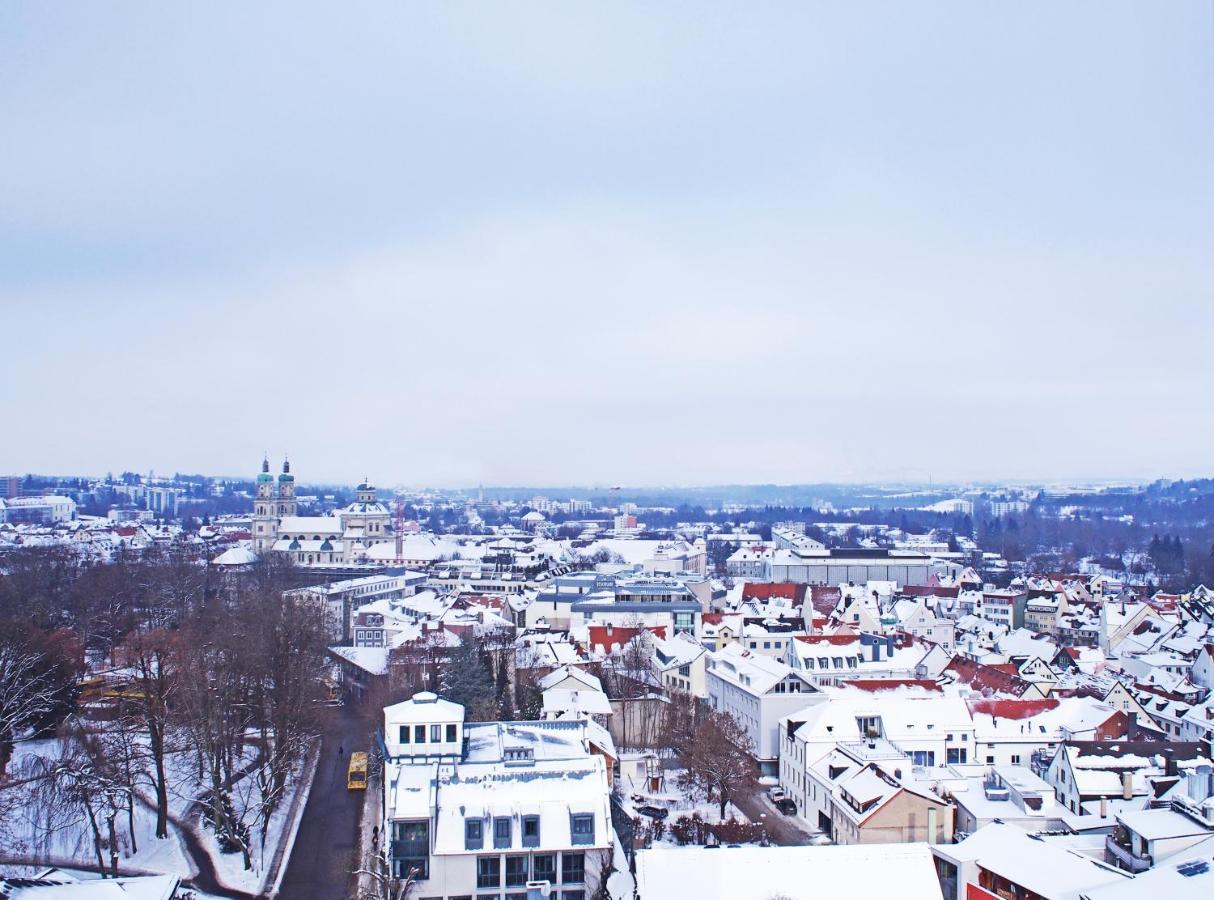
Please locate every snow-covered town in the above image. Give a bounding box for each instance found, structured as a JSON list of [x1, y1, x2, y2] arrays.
[[5, 4, 1211, 898], [3, 464, 1214, 899]]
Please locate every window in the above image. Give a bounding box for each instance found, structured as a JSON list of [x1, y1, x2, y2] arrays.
[[465, 819, 483, 850], [430, 724, 441, 743], [414, 724, 425, 743], [533, 854, 556, 882], [947, 748, 967, 765], [476, 856, 501, 889], [494, 816, 512, 848], [522, 815, 540, 847], [399, 725, 410, 744], [505, 855, 529, 887], [570, 814, 594, 845], [447, 723, 457, 742], [1011, 755, 1021, 766], [391, 820, 429, 880], [562, 851, 585, 884], [563, 893, 585, 900]]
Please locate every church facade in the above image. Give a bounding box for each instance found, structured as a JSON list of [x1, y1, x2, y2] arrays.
[[251, 458, 392, 565]]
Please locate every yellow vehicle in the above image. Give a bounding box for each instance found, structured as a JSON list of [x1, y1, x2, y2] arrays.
[[347, 751, 368, 791]]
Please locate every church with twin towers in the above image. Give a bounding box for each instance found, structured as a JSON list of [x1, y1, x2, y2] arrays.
[[251, 457, 392, 565]]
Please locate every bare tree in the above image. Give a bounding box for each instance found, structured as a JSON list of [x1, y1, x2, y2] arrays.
[[0, 627, 80, 775], [120, 627, 178, 839], [100, 706, 149, 854], [354, 845, 416, 900], [35, 729, 133, 877], [677, 710, 758, 820]]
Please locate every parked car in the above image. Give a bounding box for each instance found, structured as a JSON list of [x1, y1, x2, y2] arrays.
[[636, 804, 669, 820], [767, 786, 786, 802], [774, 798, 797, 815]]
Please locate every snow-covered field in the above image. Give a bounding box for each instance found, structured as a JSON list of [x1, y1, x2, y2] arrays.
[[619, 765, 750, 824], [1, 729, 312, 896]]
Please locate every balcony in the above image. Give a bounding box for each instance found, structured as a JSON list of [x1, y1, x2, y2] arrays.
[[1105, 833, 1151, 873]]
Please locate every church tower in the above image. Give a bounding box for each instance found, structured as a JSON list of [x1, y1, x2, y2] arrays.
[[277, 458, 297, 517], [252, 456, 278, 553]]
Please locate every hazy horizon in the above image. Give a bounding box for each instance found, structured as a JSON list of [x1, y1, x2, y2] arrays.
[[5, 2, 1212, 485]]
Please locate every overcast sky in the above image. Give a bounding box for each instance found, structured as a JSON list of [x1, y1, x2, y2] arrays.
[[3, 2, 1212, 488]]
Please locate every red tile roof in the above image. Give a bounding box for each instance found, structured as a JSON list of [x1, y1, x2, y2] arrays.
[[587, 624, 667, 654], [794, 634, 860, 646], [967, 698, 1060, 720], [900, 585, 960, 598], [943, 656, 1032, 696], [844, 679, 942, 693], [808, 585, 842, 616], [742, 582, 807, 605]]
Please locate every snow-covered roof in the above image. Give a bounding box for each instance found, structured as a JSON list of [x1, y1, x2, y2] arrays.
[[384, 691, 466, 723], [539, 665, 602, 693], [0, 872, 181, 900], [328, 645, 389, 675], [1083, 835, 1214, 900], [636, 843, 943, 900], [707, 643, 810, 695], [211, 545, 257, 566], [383, 718, 612, 856], [936, 822, 1130, 900]]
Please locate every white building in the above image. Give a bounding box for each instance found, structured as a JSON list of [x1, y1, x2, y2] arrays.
[[705, 644, 823, 774], [2, 494, 76, 523], [286, 572, 426, 642], [381, 692, 615, 898], [251, 458, 391, 563]]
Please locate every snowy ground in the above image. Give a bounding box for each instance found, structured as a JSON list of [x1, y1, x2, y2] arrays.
[[618, 766, 750, 825], [1, 737, 191, 878], [194, 760, 305, 894], [1, 728, 309, 895]]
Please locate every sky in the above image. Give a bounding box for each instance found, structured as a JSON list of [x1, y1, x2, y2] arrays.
[[3, 2, 1212, 488]]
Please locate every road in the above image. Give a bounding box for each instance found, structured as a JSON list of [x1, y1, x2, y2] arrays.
[[733, 789, 817, 847], [277, 705, 370, 900]]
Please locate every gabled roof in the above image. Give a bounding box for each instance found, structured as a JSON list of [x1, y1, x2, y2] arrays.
[[943, 655, 1033, 697]]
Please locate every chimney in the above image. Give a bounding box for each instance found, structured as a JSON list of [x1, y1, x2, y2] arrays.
[[1121, 771, 1133, 800], [1099, 796, 1107, 818], [1191, 764, 1213, 804]]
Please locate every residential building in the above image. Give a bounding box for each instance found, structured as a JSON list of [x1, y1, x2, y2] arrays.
[[705, 644, 822, 774], [381, 692, 615, 897]]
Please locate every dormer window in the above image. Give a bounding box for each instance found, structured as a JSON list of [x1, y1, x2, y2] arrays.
[[571, 813, 594, 845], [493, 816, 512, 848], [522, 815, 540, 847], [465, 818, 483, 850]]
